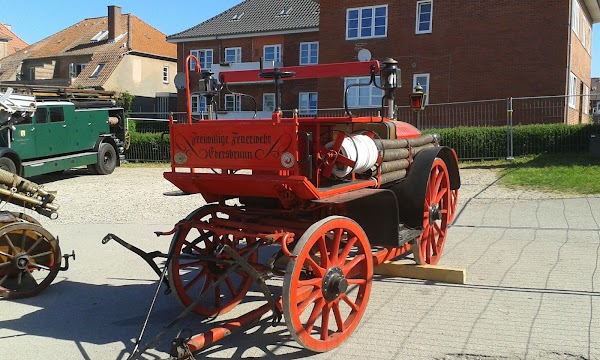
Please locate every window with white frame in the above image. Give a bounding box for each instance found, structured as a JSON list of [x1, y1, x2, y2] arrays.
[[416, 1, 433, 34], [346, 5, 387, 40], [69, 63, 86, 78], [190, 49, 213, 70], [572, 0, 580, 37], [569, 72, 577, 108], [225, 47, 242, 63], [584, 84, 590, 114], [344, 77, 384, 108], [263, 93, 276, 112], [90, 63, 106, 78], [300, 42, 319, 65], [413, 73, 430, 105], [162, 66, 169, 83], [224, 94, 242, 111], [263, 45, 281, 66], [299, 92, 318, 115], [191, 95, 207, 114]]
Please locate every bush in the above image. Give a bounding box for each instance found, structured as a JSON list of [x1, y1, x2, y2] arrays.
[[423, 124, 600, 159]]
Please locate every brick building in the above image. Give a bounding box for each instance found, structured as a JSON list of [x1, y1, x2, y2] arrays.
[[0, 23, 27, 60], [168, 0, 599, 124]]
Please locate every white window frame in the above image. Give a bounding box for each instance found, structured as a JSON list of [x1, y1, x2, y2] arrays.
[[191, 95, 207, 114], [90, 63, 106, 78], [69, 63, 86, 78], [224, 47, 242, 63], [190, 49, 213, 70], [224, 94, 242, 111], [413, 73, 431, 105], [569, 72, 578, 108], [263, 45, 282, 67], [416, 1, 433, 34], [299, 42, 319, 65], [162, 66, 169, 84], [572, 0, 581, 37], [346, 5, 388, 40], [299, 92, 318, 115], [263, 93, 276, 112], [344, 76, 384, 108]]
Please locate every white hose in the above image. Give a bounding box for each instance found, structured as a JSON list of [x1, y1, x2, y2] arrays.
[[325, 134, 379, 177]]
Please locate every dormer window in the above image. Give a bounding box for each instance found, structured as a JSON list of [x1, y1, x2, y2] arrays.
[[91, 30, 109, 42]]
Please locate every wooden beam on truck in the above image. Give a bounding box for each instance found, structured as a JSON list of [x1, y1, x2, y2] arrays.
[[374, 261, 466, 284]]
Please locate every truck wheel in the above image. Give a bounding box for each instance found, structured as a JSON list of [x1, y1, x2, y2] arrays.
[[93, 143, 117, 175], [0, 157, 17, 174]]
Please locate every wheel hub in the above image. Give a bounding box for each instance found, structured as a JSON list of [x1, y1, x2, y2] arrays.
[[13, 254, 30, 271], [322, 266, 348, 302], [429, 204, 441, 224]]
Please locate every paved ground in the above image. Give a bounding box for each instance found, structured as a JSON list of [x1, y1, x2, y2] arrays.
[[0, 166, 599, 360]]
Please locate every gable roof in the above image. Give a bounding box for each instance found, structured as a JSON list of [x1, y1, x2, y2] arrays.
[[0, 24, 28, 56], [167, 0, 319, 42], [0, 13, 176, 87]]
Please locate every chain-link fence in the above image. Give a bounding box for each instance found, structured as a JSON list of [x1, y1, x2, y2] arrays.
[[124, 95, 597, 162]]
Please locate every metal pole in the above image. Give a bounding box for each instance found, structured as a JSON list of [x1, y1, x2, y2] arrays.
[[506, 97, 514, 161]]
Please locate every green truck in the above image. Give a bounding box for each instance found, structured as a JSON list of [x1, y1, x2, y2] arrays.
[[0, 86, 126, 177]]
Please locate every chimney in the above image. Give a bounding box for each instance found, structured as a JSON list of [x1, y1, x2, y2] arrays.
[[108, 5, 121, 42]]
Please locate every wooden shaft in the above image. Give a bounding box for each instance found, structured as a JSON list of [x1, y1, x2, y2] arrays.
[[379, 169, 407, 185], [379, 159, 410, 173]]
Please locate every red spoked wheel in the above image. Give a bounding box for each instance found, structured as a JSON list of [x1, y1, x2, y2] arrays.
[[448, 189, 459, 223], [282, 216, 373, 352], [413, 158, 450, 265], [168, 204, 257, 317], [0, 222, 61, 299]]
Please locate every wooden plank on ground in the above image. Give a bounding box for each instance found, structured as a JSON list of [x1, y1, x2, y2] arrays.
[[374, 261, 466, 284]]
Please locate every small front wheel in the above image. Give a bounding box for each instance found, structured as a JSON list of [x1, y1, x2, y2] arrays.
[[0, 157, 17, 174]]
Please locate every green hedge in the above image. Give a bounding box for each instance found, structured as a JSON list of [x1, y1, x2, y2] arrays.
[[127, 124, 600, 161], [423, 124, 600, 159]]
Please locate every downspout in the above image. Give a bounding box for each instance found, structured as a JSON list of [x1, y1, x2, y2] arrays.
[[566, 0, 573, 124]]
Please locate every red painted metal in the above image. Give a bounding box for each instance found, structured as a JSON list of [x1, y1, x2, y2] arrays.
[[185, 55, 201, 124], [219, 60, 380, 84]]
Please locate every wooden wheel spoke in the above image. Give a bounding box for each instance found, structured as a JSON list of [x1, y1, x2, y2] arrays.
[[298, 277, 322, 289], [317, 236, 330, 268], [297, 288, 322, 315], [30, 251, 53, 259], [25, 236, 44, 255], [183, 267, 208, 291], [20, 230, 27, 251], [332, 301, 344, 333], [338, 236, 358, 262], [0, 273, 8, 285], [305, 256, 325, 278], [434, 187, 448, 204], [342, 254, 365, 277], [225, 278, 237, 296], [199, 275, 214, 297], [0, 250, 13, 258], [433, 170, 444, 194], [331, 228, 343, 265], [305, 298, 325, 334], [3, 235, 18, 254], [340, 293, 360, 312], [30, 263, 50, 271], [320, 303, 331, 341], [346, 278, 366, 286], [179, 259, 209, 269]]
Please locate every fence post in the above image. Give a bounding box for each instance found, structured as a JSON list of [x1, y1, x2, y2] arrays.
[[506, 97, 514, 161]]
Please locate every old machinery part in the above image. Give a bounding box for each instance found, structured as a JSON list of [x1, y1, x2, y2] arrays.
[[168, 204, 257, 316], [324, 134, 379, 178], [0, 221, 61, 299], [411, 158, 451, 265], [0, 168, 59, 218], [282, 216, 373, 352]]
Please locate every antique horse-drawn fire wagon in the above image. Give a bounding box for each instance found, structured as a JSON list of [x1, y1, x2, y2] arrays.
[[105, 57, 460, 359]]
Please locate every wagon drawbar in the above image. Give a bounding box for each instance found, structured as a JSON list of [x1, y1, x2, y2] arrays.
[[104, 57, 462, 359]]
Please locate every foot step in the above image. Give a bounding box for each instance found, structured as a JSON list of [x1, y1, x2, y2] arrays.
[[398, 226, 423, 247]]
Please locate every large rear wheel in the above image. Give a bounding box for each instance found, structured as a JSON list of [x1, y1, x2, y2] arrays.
[[412, 158, 450, 265], [282, 216, 372, 352], [168, 204, 257, 316]]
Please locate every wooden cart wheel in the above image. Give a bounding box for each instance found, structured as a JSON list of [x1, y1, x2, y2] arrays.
[[168, 204, 257, 317], [449, 189, 459, 223], [0, 222, 61, 299], [413, 158, 450, 265], [282, 216, 373, 352]]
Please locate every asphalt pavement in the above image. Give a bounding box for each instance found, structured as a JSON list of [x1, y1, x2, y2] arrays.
[[1, 167, 599, 360]]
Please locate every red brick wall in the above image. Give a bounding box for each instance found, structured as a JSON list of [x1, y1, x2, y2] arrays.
[[318, 0, 571, 108]]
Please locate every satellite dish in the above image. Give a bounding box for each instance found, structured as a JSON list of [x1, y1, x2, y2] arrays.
[[358, 49, 372, 62], [174, 72, 187, 90]]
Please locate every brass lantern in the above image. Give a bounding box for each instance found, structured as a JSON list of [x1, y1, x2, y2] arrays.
[[409, 83, 427, 112]]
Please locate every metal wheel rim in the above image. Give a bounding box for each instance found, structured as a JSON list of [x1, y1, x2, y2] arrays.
[[414, 158, 450, 265], [282, 216, 373, 352], [0, 222, 61, 299], [167, 204, 256, 316]]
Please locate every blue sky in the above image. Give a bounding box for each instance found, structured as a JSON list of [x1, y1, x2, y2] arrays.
[[2, 1, 600, 77]]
